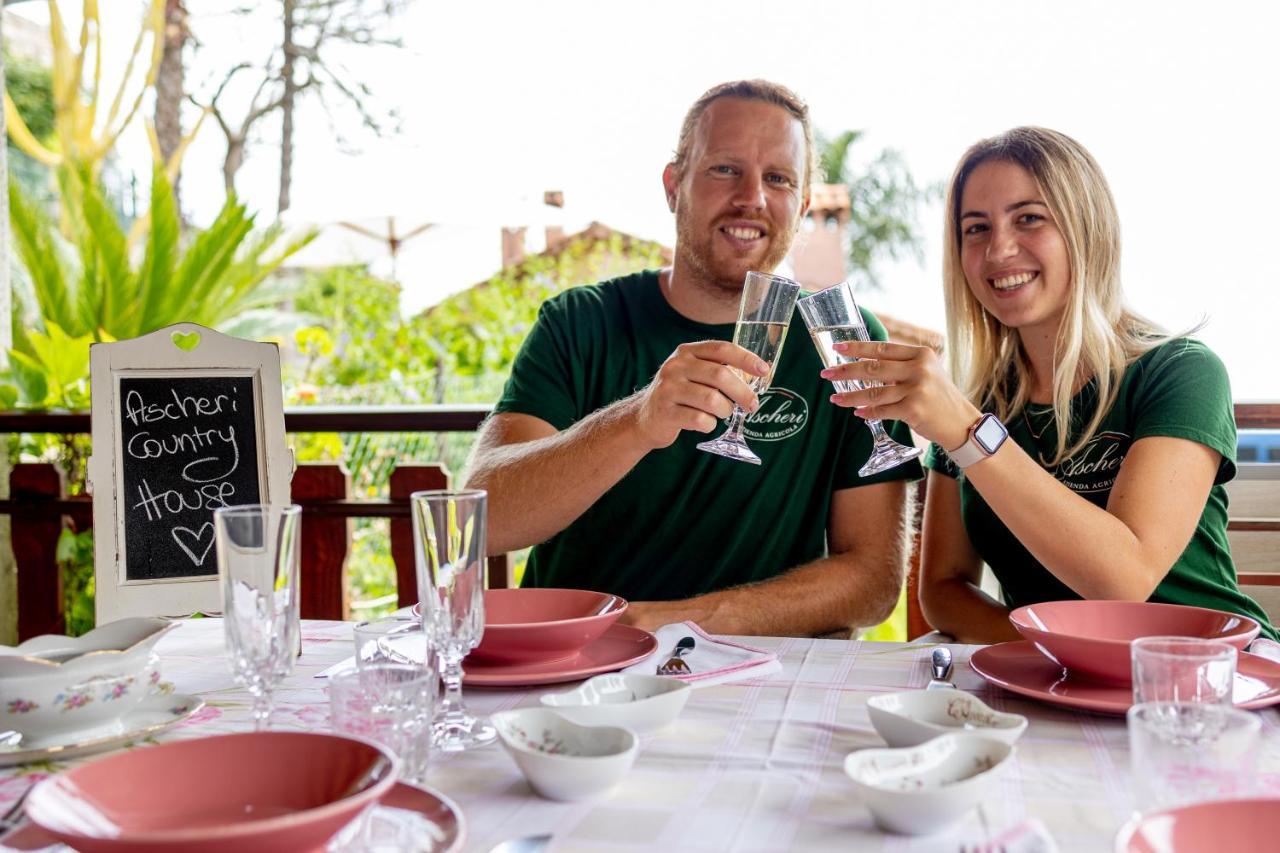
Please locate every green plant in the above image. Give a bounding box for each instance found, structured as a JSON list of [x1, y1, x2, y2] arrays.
[[4, 165, 314, 408], [56, 527, 95, 637]]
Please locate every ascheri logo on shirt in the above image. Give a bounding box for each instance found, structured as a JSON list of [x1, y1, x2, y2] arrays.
[[743, 387, 808, 442], [1053, 430, 1131, 494]]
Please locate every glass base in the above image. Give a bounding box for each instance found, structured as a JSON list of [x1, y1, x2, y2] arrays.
[[696, 435, 762, 465], [858, 441, 922, 477], [432, 714, 496, 752]]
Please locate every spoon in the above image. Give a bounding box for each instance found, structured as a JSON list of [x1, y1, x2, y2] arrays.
[[488, 833, 553, 853]]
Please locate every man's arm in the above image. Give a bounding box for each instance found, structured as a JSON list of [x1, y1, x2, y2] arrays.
[[620, 480, 912, 637], [465, 340, 769, 554]]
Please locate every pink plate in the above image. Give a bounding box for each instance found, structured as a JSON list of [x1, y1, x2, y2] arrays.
[[1009, 600, 1260, 686], [23, 732, 397, 853], [969, 641, 1280, 715], [1, 782, 464, 853], [1116, 797, 1280, 851], [418, 589, 627, 665], [464, 623, 658, 687]]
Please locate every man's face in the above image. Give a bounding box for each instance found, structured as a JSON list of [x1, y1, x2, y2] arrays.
[[664, 98, 810, 295]]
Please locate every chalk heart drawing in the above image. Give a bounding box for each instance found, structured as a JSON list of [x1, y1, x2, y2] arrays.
[[172, 522, 215, 566], [171, 330, 201, 352]]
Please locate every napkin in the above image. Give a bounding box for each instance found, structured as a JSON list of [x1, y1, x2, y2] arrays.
[[1249, 637, 1280, 664], [623, 621, 781, 686]]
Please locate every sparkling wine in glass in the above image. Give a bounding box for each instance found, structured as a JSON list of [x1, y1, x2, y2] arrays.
[[411, 489, 495, 752], [215, 503, 302, 730], [696, 270, 802, 465], [797, 280, 922, 476]]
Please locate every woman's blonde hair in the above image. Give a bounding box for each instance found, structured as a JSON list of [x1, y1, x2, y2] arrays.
[[942, 127, 1171, 466]]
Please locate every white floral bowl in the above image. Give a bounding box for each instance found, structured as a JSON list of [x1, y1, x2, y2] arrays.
[[844, 733, 1014, 835], [0, 617, 174, 745], [539, 674, 691, 732], [492, 708, 638, 802], [866, 690, 1028, 747]]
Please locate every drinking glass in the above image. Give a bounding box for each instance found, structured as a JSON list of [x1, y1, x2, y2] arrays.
[[215, 503, 302, 730], [797, 280, 922, 476], [411, 489, 495, 751], [696, 270, 802, 465], [329, 663, 436, 784], [354, 618, 431, 670], [1131, 636, 1237, 706], [1127, 701, 1260, 812]]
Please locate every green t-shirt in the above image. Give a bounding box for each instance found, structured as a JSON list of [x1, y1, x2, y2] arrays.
[[925, 338, 1276, 639], [494, 270, 923, 602]]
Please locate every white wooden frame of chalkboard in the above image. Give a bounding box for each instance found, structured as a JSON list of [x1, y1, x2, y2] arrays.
[[87, 323, 292, 622]]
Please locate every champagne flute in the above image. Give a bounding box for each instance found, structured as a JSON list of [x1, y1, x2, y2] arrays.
[[215, 503, 302, 730], [797, 280, 922, 476], [411, 488, 495, 752], [696, 270, 802, 465]]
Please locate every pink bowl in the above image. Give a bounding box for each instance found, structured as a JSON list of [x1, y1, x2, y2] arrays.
[[1118, 797, 1280, 851], [469, 588, 628, 665], [1009, 600, 1261, 686], [24, 731, 398, 852]]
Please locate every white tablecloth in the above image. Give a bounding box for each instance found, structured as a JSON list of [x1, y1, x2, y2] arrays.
[[4, 619, 1279, 852]]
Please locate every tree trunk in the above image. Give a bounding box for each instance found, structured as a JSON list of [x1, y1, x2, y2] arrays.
[[278, 0, 297, 216], [224, 135, 245, 195], [155, 0, 188, 215]]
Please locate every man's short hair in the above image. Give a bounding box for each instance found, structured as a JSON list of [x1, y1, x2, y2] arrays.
[[670, 79, 817, 194]]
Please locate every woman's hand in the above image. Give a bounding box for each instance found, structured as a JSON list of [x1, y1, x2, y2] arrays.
[[824, 340, 980, 451]]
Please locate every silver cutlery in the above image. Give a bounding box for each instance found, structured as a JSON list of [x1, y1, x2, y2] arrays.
[[657, 636, 695, 675], [926, 646, 955, 690], [488, 833, 553, 853], [0, 784, 32, 833]]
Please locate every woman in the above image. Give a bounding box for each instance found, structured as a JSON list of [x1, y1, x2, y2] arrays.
[[825, 126, 1275, 642]]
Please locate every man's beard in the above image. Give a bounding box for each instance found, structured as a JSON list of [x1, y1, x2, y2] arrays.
[[674, 205, 797, 296]]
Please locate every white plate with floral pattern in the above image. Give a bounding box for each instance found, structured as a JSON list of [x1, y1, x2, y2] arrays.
[[0, 692, 202, 767]]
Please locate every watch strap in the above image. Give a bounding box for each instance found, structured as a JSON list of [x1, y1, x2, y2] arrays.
[[947, 413, 1007, 469]]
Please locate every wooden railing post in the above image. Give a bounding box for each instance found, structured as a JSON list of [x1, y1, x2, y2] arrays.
[[389, 464, 449, 609], [293, 463, 352, 620], [13, 463, 66, 641]]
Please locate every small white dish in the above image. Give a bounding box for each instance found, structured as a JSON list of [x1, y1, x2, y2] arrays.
[[866, 690, 1028, 747], [844, 732, 1014, 835], [0, 692, 204, 767], [539, 673, 691, 732], [0, 618, 177, 743], [491, 708, 638, 802]]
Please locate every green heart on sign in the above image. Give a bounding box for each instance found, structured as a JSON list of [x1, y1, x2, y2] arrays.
[[171, 330, 201, 352]]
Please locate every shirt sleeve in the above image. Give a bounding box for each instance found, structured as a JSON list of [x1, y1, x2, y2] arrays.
[[924, 442, 961, 479], [1129, 338, 1237, 484], [831, 307, 925, 490], [493, 297, 579, 431]]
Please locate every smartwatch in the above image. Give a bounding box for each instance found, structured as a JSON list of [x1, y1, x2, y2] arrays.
[[947, 413, 1008, 469]]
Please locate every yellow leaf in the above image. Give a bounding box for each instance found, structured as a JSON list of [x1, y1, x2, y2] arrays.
[[2, 95, 61, 166]]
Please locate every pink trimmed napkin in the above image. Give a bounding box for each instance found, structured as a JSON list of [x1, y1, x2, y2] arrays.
[[623, 621, 781, 686], [1249, 637, 1280, 663]]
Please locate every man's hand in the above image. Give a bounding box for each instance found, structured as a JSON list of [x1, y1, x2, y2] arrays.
[[632, 341, 770, 450]]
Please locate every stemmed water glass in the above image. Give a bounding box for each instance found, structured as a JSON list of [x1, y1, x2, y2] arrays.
[[797, 279, 922, 476], [215, 503, 302, 730], [411, 488, 495, 751], [696, 270, 802, 465]]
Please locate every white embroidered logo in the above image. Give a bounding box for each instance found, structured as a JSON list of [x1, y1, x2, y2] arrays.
[[743, 387, 809, 442]]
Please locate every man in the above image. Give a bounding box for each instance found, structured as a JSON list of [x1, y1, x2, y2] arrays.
[[464, 80, 921, 637]]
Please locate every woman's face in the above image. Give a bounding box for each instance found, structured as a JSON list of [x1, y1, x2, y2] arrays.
[[958, 159, 1072, 342]]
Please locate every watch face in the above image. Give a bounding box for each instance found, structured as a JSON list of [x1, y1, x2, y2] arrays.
[[974, 415, 1008, 453]]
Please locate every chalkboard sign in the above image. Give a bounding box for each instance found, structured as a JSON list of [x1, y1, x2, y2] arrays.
[[88, 324, 292, 622], [119, 375, 261, 580]]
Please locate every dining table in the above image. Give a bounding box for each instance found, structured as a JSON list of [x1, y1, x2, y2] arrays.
[[3, 618, 1279, 852]]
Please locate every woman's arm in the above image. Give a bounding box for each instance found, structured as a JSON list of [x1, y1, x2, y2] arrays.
[[827, 340, 1221, 602], [919, 471, 1022, 643]]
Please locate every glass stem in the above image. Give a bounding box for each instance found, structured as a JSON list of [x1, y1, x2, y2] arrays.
[[721, 405, 748, 442], [437, 654, 467, 727], [250, 690, 272, 731], [867, 418, 892, 446]]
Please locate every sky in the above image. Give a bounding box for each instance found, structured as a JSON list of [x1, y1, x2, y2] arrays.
[[12, 0, 1280, 399]]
